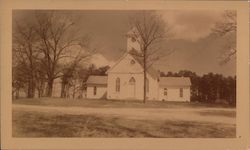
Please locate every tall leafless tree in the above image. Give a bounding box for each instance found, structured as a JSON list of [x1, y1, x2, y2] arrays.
[[212, 10, 236, 64], [13, 21, 40, 98], [34, 12, 92, 97], [129, 12, 172, 103]]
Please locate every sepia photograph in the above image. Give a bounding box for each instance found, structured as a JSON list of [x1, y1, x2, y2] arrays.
[[11, 9, 237, 138], [1, 0, 250, 149]]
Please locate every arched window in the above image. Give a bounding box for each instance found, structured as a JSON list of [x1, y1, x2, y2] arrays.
[[129, 77, 135, 85], [180, 88, 183, 97], [130, 59, 135, 65], [116, 78, 120, 92], [93, 86, 97, 95], [146, 78, 149, 93]]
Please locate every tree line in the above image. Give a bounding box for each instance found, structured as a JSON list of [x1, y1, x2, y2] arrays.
[[160, 70, 236, 105], [13, 53, 110, 99], [12, 11, 95, 99]]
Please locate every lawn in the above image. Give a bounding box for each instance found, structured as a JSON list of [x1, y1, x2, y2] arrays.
[[13, 110, 235, 138], [12, 98, 236, 138], [12, 97, 234, 109]]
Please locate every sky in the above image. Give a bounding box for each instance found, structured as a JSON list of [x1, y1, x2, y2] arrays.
[[13, 10, 236, 76]]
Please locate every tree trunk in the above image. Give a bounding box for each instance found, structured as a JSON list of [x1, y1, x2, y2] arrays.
[[66, 84, 70, 98], [40, 80, 45, 97], [27, 78, 35, 98], [73, 89, 75, 99], [37, 84, 42, 98], [38, 88, 41, 98], [27, 84, 32, 98], [15, 88, 20, 99], [143, 50, 147, 103], [47, 79, 54, 97], [143, 70, 147, 103], [60, 82, 66, 98]]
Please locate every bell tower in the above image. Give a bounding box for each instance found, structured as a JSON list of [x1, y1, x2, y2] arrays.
[[127, 27, 141, 53]]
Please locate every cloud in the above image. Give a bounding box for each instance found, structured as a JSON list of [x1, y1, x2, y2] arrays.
[[160, 10, 224, 41], [90, 53, 115, 68]]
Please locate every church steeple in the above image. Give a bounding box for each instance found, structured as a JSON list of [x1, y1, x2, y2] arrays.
[[126, 27, 141, 53]]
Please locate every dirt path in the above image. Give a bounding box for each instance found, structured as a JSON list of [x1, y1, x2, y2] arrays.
[[13, 104, 236, 124]]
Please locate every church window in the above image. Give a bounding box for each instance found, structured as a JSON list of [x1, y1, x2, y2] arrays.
[[93, 86, 97, 95], [180, 88, 183, 97], [164, 88, 168, 96], [129, 77, 135, 85], [130, 59, 135, 64], [116, 78, 120, 92]]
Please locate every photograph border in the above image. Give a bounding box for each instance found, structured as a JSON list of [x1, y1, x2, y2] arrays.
[[1, 0, 249, 150]]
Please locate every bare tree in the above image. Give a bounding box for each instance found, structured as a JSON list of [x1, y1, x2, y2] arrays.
[[60, 55, 90, 98], [12, 62, 27, 98], [13, 21, 40, 98], [129, 12, 172, 103], [35, 62, 47, 97], [34, 12, 92, 97], [69, 70, 83, 99], [212, 10, 236, 64]]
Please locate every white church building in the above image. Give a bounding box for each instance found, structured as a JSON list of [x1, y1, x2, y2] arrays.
[[86, 29, 191, 101]]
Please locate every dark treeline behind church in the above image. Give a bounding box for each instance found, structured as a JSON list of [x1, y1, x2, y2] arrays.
[[12, 10, 236, 105]]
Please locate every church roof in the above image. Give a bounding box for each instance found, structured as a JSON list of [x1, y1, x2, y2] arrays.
[[159, 77, 191, 87], [86, 75, 107, 85], [106, 52, 159, 80], [106, 53, 159, 79]]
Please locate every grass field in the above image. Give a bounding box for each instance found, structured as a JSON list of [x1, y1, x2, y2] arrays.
[[12, 98, 236, 138], [13, 98, 234, 109], [13, 110, 235, 138]]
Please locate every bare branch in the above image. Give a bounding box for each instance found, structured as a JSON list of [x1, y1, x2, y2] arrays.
[[129, 11, 173, 103], [212, 10, 236, 64]]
